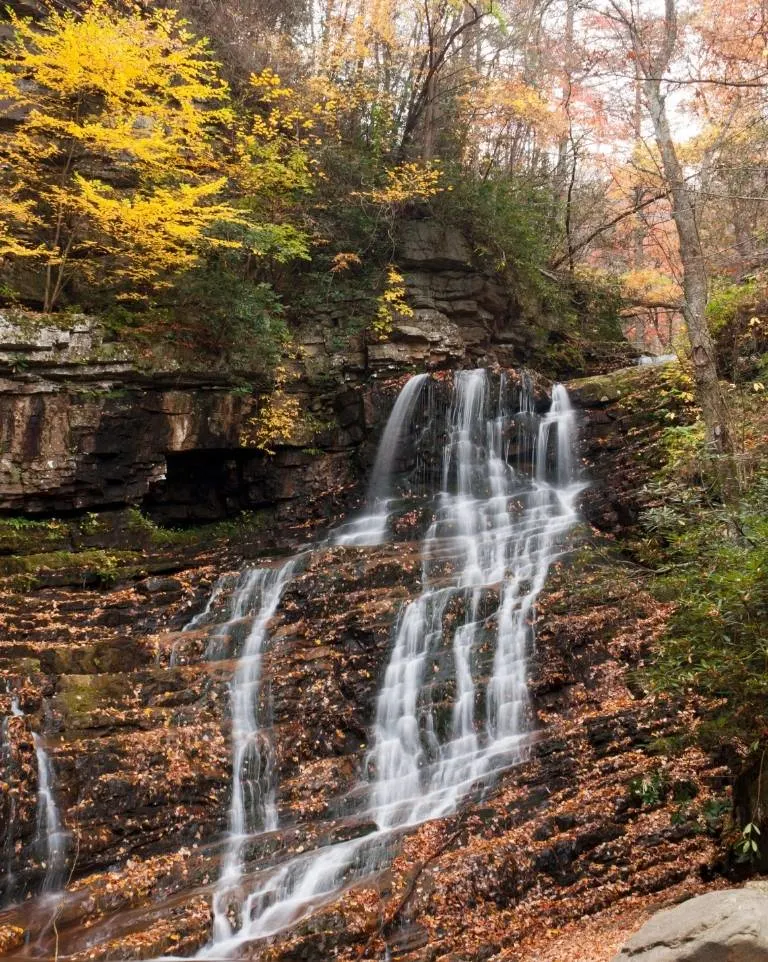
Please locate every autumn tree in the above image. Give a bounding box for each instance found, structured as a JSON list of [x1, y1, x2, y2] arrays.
[[0, 1, 240, 310], [600, 0, 736, 457]]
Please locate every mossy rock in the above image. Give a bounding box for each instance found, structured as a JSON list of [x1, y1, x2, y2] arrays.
[[0, 517, 71, 556], [0, 549, 143, 588], [0, 656, 41, 674], [54, 673, 135, 727], [567, 362, 676, 406], [49, 641, 152, 676]]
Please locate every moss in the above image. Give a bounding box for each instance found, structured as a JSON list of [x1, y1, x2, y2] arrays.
[[0, 548, 142, 585], [125, 507, 273, 548], [633, 382, 768, 752], [54, 673, 134, 726], [706, 279, 758, 334], [568, 362, 677, 406], [0, 517, 70, 555], [0, 656, 41, 674], [0, 507, 275, 577]]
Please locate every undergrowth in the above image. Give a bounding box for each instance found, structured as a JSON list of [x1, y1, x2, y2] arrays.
[[634, 383, 768, 751]]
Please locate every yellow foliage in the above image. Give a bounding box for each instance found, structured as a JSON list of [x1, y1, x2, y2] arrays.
[[242, 390, 301, 455], [2, 2, 229, 167], [467, 78, 558, 134], [0, 1, 233, 309], [621, 268, 682, 305], [0, 191, 44, 259], [226, 69, 335, 199], [0, 3, 321, 313], [73, 177, 242, 292], [331, 252, 363, 272], [373, 265, 413, 337], [365, 163, 446, 206]]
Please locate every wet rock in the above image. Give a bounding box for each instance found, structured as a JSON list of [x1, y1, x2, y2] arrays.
[[611, 888, 768, 961], [136, 576, 183, 596], [566, 363, 696, 535]]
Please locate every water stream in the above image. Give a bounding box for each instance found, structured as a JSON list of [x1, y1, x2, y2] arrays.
[[4, 368, 581, 957], [188, 369, 582, 957], [334, 371, 428, 546], [32, 730, 70, 897], [209, 556, 304, 943], [0, 697, 24, 906]]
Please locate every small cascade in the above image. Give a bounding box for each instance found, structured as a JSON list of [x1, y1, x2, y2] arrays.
[[184, 575, 230, 635], [32, 731, 70, 896], [637, 353, 676, 366], [204, 569, 273, 662], [334, 372, 428, 546], [209, 555, 303, 943], [0, 697, 24, 906], [186, 369, 583, 958]]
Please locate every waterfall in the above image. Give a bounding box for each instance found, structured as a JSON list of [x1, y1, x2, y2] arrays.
[[209, 556, 303, 943], [367, 372, 429, 502], [370, 372, 581, 828], [33, 731, 70, 895], [3, 699, 70, 905], [334, 372, 428, 546], [185, 369, 582, 959], [637, 353, 676, 366], [0, 698, 23, 905], [204, 568, 277, 662]]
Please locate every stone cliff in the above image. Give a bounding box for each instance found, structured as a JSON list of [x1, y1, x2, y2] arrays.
[[0, 218, 632, 524], [0, 363, 743, 961]]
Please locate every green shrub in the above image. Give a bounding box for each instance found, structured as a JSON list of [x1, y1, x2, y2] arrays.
[[436, 174, 559, 305], [645, 485, 768, 743], [706, 280, 758, 334]]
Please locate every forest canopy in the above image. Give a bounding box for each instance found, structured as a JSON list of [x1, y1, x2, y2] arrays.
[[0, 0, 766, 389]]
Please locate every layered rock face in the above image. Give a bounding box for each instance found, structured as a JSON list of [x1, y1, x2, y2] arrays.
[[0, 364, 740, 962], [367, 220, 534, 370], [0, 313, 365, 522], [0, 507, 730, 962], [0, 218, 607, 522]]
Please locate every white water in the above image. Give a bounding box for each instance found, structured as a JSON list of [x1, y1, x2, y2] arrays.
[[334, 372, 428, 546], [637, 353, 676, 366], [0, 698, 23, 905], [209, 556, 303, 943], [188, 369, 582, 958], [371, 373, 581, 828], [32, 732, 70, 895]]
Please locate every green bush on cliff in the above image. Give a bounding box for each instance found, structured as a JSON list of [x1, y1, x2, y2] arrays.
[[652, 508, 768, 706], [438, 175, 558, 302], [706, 280, 758, 333], [642, 451, 768, 747]]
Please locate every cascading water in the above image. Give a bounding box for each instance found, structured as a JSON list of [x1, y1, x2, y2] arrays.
[[208, 556, 303, 943], [334, 372, 428, 546], [32, 730, 70, 896], [371, 372, 581, 828], [186, 368, 583, 959], [1, 697, 24, 905]]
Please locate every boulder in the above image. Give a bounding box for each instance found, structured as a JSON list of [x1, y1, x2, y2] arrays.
[[612, 889, 768, 961]]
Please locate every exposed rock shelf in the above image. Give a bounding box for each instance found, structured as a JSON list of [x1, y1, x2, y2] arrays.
[[0, 364, 745, 962]]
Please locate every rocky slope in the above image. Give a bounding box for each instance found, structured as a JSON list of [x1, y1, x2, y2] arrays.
[[0, 362, 748, 962]]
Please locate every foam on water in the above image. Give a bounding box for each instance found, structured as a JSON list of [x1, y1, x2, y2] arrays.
[[187, 369, 583, 957]]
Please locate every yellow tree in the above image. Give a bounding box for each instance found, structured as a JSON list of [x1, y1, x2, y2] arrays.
[[0, 1, 239, 310]]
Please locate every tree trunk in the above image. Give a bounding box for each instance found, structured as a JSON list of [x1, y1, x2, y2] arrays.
[[552, 0, 575, 238], [642, 75, 735, 457]]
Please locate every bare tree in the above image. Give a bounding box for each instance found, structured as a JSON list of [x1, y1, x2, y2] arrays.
[[399, 1, 492, 158]]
